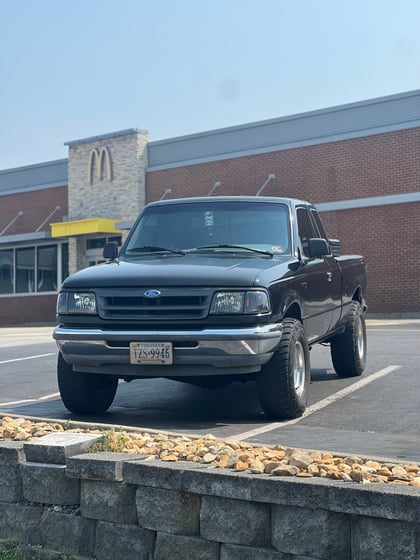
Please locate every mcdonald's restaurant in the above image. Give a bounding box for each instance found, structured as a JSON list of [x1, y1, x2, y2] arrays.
[[0, 89, 419, 325]]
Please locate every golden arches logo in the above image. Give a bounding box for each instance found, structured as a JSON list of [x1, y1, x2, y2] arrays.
[[87, 147, 112, 184]]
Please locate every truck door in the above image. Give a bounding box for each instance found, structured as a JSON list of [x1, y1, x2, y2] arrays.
[[295, 207, 341, 342], [310, 208, 342, 330]]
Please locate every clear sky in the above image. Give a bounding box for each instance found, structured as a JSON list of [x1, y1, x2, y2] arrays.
[[1, 0, 419, 169]]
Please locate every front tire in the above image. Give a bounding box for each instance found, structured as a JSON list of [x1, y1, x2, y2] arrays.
[[57, 353, 118, 414], [330, 301, 366, 377], [257, 319, 310, 420]]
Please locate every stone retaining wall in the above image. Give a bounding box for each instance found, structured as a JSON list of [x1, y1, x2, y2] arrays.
[[0, 433, 419, 560]]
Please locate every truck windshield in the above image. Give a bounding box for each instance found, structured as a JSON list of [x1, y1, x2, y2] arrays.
[[122, 201, 291, 256]]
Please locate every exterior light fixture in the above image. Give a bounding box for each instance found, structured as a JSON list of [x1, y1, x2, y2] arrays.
[[256, 174, 276, 196], [36, 206, 61, 232], [160, 188, 172, 200], [0, 211, 24, 236], [207, 181, 221, 196]]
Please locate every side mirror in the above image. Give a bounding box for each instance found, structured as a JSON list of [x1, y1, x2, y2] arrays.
[[103, 241, 119, 260], [307, 238, 330, 259]]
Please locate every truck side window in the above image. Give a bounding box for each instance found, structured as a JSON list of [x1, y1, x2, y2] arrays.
[[296, 208, 317, 258], [311, 210, 328, 240]]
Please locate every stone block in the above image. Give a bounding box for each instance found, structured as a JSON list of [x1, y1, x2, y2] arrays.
[[40, 509, 95, 557], [124, 458, 254, 500], [328, 482, 420, 522], [183, 466, 254, 500], [0, 464, 24, 502], [24, 432, 101, 464], [22, 462, 80, 505], [200, 495, 270, 547], [154, 532, 219, 560], [351, 515, 418, 559], [253, 474, 420, 523], [251, 474, 332, 509], [124, 458, 202, 490], [220, 543, 290, 559], [67, 452, 144, 481], [272, 504, 350, 559], [0, 502, 43, 544], [95, 520, 155, 560], [81, 479, 137, 523], [136, 485, 200, 535], [0, 441, 26, 465]]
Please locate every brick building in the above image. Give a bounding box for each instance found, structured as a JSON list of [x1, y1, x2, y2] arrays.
[[0, 90, 419, 325]]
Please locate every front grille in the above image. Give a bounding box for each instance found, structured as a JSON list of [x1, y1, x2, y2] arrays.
[[96, 287, 213, 320]]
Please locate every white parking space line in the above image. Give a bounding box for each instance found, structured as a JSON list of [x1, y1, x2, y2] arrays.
[[235, 365, 401, 441], [369, 328, 420, 333], [0, 393, 60, 407], [0, 353, 55, 365], [0, 399, 34, 406], [37, 392, 60, 400]]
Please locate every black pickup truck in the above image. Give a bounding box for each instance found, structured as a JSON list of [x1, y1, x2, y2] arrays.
[[54, 196, 367, 419]]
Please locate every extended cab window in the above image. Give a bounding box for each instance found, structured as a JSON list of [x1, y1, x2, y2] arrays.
[[123, 201, 291, 255]]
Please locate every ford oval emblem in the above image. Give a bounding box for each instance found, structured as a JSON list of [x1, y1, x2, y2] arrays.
[[144, 290, 161, 298]]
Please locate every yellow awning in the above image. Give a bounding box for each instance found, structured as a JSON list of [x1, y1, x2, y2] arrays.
[[50, 218, 122, 238]]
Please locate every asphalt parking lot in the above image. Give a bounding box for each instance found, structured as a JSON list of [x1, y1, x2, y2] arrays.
[[0, 319, 419, 462]]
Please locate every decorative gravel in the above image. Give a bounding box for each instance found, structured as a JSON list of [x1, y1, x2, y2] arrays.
[[1, 415, 420, 485]]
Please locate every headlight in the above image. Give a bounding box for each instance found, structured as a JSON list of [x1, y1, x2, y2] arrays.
[[210, 290, 270, 314], [57, 292, 97, 315]]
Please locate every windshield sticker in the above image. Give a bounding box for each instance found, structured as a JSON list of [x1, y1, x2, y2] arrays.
[[271, 246, 283, 252], [204, 212, 214, 227]]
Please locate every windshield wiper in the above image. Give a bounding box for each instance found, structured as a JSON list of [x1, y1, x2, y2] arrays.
[[193, 244, 273, 257], [127, 246, 186, 255]]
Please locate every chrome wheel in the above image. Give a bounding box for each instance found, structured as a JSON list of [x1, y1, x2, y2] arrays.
[[294, 341, 306, 397], [356, 316, 365, 360]]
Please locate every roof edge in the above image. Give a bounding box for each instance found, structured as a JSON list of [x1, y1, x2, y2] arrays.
[[149, 89, 420, 147], [65, 128, 148, 147]]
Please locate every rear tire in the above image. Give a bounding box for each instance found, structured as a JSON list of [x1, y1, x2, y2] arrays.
[[330, 301, 366, 377], [257, 319, 310, 419], [57, 353, 118, 414]]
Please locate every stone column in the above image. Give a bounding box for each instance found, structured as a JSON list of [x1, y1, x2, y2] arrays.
[[65, 129, 148, 273]]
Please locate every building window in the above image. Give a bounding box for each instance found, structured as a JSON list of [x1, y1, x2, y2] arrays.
[[85, 235, 122, 267], [0, 249, 13, 294], [37, 245, 58, 292], [0, 242, 68, 296], [86, 235, 122, 250], [16, 247, 35, 293]]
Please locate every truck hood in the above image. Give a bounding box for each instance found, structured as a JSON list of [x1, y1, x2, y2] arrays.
[[61, 254, 294, 289]]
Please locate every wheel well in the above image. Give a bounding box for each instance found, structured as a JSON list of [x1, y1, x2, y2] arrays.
[[284, 303, 302, 322], [352, 287, 367, 312]]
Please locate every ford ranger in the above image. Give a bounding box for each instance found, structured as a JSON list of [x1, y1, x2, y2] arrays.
[[53, 196, 367, 419]]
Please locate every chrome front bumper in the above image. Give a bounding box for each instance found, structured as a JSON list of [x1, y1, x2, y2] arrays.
[[53, 323, 283, 376]]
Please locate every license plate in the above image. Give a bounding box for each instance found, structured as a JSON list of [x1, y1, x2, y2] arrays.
[[130, 342, 173, 365]]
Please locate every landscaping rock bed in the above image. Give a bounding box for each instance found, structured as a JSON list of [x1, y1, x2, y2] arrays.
[[1, 414, 420, 486]]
